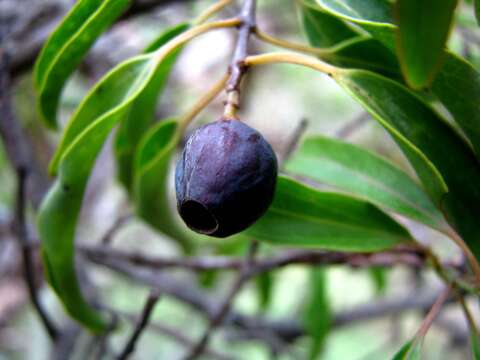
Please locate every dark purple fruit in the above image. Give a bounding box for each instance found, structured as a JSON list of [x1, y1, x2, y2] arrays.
[[175, 119, 278, 238]]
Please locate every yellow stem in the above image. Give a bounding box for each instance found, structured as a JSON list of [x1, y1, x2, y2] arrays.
[[244, 52, 339, 77], [254, 28, 328, 56], [153, 18, 241, 64], [194, 0, 234, 25], [178, 72, 230, 133]]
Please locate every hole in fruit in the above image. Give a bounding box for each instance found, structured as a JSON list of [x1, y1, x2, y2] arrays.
[[179, 200, 219, 234]]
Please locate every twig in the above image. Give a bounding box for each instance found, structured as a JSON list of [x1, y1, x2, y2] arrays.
[[0, 46, 58, 341], [335, 112, 370, 139], [280, 118, 308, 164], [223, 0, 257, 119], [416, 284, 452, 338], [183, 241, 259, 360], [117, 290, 161, 360], [101, 214, 132, 246]]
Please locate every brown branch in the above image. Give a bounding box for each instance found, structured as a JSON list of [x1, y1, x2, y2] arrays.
[[183, 241, 260, 360], [89, 256, 462, 343], [117, 290, 161, 360], [223, 0, 257, 118]]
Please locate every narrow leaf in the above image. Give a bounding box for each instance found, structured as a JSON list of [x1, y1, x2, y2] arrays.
[[35, 0, 131, 128], [317, 0, 480, 159], [303, 269, 331, 360], [246, 176, 412, 251], [472, 331, 480, 359], [133, 119, 193, 252], [285, 135, 446, 231], [255, 272, 274, 311], [475, 0, 480, 25], [114, 23, 189, 192], [337, 69, 480, 258], [394, 0, 458, 89], [392, 339, 422, 360], [298, 0, 358, 47]]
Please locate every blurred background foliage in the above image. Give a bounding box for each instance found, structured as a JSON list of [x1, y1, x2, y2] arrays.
[[1, 0, 479, 359]]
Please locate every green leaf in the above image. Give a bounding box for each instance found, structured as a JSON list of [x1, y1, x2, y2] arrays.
[[298, 0, 359, 47], [369, 267, 388, 295], [317, 0, 480, 158], [432, 53, 480, 156], [316, 0, 396, 49], [255, 272, 274, 311], [34, 0, 131, 128], [475, 0, 480, 25], [285, 135, 446, 231], [133, 119, 193, 252], [394, 0, 458, 89], [323, 37, 400, 77], [392, 339, 422, 360], [337, 69, 480, 258], [246, 176, 412, 251], [38, 54, 157, 331], [472, 330, 480, 359], [114, 23, 189, 192], [303, 269, 331, 360]]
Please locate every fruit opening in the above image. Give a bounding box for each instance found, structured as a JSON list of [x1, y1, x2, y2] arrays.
[[179, 200, 219, 234]]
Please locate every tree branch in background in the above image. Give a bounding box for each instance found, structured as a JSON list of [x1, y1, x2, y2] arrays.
[[117, 290, 161, 360]]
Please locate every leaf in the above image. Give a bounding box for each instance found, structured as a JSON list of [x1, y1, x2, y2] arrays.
[[246, 176, 412, 251], [298, 0, 359, 47], [337, 69, 480, 258], [369, 267, 388, 296], [394, 0, 458, 89], [475, 0, 480, 25], [317, 0, 480, 158], [114, 23, 189, 192], [303, 269, 331, 360], [432, 53, 480, 156], [285, 135, 446, 231], [34, 0, 131, 128], [392, 339, 422, 360], [38, 55, 157, 331], [133, 119, 193, 252], [255, 272, 274, 311], [472, 330, 480, 359], [323, 37, 400, 77]]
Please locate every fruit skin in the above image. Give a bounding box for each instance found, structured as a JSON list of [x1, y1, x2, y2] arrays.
[[175, 119, 278, 238]]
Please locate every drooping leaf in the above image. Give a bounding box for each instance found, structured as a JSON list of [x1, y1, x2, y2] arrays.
[[392, 339, 422, 360], [38, 55, 157, 332], [394, 0, 458, 89], [34, 0, 131, 128], [246, 176, 412, 251], [432, 53, 480, 156], [285, 135, 446, 231], [133, 119, 193, 252], [114, 23, 189, 192], [302, 269, 331, 360], [336, 69, 480, 258], [316, 0, 480, 158], [298, 0, 359, 47]]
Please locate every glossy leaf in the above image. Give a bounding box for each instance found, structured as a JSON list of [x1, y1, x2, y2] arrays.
[[133, 119, 192, 252], [317, 0, 480, 158], [38, 55, 157, 331], [298, 0, 358, 47], [392, 339, 422, 360], [337, 69, 480, 258], [303, 269, 331, 360], [285, 135, 446, 231], [432, 53, 480, 156], [394, 0, 457, 89], [323, 37, 400, 77], [34, 0, 130, 128], [114, 23, 189, 192], [246, 176, 412, 251]]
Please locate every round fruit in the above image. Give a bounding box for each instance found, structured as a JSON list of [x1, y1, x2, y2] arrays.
[[175, 119, 278, 238]]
